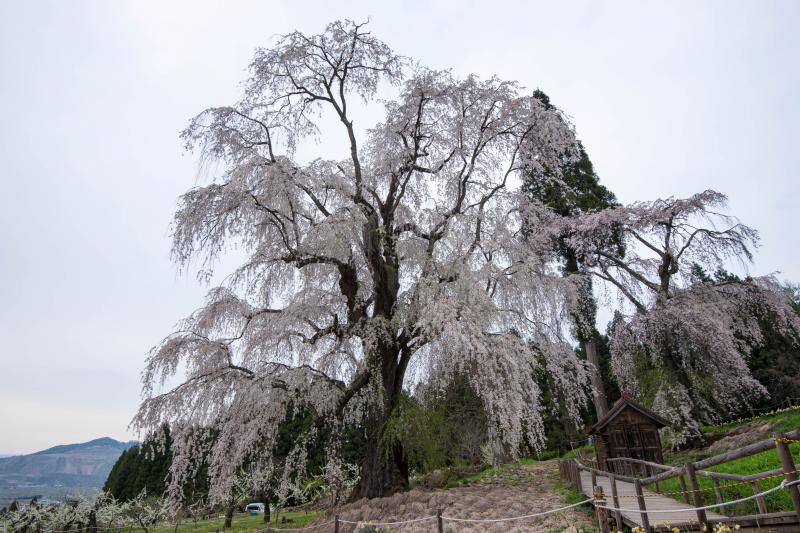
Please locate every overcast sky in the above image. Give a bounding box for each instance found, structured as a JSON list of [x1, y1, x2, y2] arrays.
[[1, 1, 798, 454]]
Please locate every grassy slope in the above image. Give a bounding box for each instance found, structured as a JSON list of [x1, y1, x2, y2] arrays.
[[654, 407, 800, 516], [147, 510, 322, 533]]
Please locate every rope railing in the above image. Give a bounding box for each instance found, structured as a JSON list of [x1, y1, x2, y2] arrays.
[[559, 429, 800, 532], [28, 478, 800, 533], [337, 515, 437, 526], [594, 466, 800, 500], [569, 431, 800, 485], [440, 499, 593, 523], [597, 478, 800, 514], [216, 479, 800, 531], [25, 435, 800, 533]]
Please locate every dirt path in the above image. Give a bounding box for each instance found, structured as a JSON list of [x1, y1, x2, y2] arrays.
[[308, 460, 596, 532]]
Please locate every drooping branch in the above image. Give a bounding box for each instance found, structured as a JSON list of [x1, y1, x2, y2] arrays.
[[137, 19, 585, 501]]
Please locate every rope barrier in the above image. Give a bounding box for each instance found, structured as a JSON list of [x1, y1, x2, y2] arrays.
[[605, 466, 800, 499], [441, 498, 593, 523], [337, 515, 437, 526], [26, 453, 800, 533], [24, 475, 800, 532], [597, 479, 800, 515]]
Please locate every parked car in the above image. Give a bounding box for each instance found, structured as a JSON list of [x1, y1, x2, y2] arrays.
[[245, 503, 265, 515]]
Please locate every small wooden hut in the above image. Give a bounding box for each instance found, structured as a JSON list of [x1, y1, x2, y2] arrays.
[[588, 393, 669, 473]]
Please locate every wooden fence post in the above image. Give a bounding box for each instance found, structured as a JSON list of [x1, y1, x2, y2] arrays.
[[678, 474, 690, 504], [610, 474, 623, 532], [685, 462, 708, 530], [575, 462, 584, 495], [436, 508, 443, 533], [712, 478, 725, 514], [750, 480, 767, 514], [775, 432, 800, 523], [634, 479, 651, 533], [592, 469, 598, 489], [594, 485, 611, 533], [334, 514, 339, 533]]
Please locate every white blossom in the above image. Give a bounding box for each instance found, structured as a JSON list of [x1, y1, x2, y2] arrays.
[[133, 19, 587, 498], [568, 190, 800, 444]]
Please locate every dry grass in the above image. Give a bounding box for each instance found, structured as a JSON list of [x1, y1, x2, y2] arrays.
[[304, 460, 596, 532]]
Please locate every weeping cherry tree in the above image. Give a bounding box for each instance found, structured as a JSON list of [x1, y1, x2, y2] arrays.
[[567, 190, 800, 445], [133, 20, 588, 499]]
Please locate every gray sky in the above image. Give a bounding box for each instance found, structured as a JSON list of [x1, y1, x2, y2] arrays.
[[1, 0, 798, 454]]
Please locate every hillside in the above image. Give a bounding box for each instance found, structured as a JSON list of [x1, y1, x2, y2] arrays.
[[0, 437, 138, 502]]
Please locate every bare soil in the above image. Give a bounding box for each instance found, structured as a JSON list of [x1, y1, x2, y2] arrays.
[[706, 420, 777, 454], [307, 460, 596, 532]]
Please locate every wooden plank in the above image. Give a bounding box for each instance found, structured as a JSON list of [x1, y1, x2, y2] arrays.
[[580, 470, 727, 528]]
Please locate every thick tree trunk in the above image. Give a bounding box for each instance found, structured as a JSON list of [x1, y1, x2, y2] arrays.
[[352, 427, 409, 499], [224, 501, 234, 529], [349, 342, 410, 500], [583, 334, 609, 418], [348, 223, 410, 500]]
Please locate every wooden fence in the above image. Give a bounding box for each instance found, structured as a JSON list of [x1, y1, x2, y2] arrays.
[[559, 430, 800, 532]]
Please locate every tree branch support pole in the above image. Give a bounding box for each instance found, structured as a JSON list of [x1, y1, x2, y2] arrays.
[[775, 432, 800, 523], [634, 479, 651, 533], [436, 508, 443, 533], [334, 515, 339, 533], [610, 474, 623, 532], [594, 485, 611, 533], [685, 462, 708, 531]]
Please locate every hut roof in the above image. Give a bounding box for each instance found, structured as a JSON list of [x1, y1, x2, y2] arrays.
[[588, 397, 670, 434]]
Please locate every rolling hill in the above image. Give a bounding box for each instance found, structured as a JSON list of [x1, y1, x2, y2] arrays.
[[0, 437, 138, 502]]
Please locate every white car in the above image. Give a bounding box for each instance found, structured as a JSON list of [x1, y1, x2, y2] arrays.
[[245, 503, 265, 514]]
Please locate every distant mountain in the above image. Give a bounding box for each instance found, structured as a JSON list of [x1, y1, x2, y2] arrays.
[[0, 438, 138, 501]]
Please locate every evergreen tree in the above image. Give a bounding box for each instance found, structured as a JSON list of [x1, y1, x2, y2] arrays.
[[104, 426, 173, 501], [524, 89, 618, 418]]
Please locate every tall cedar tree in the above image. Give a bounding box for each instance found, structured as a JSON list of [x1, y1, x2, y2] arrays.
[[523, 89, 617, 418]]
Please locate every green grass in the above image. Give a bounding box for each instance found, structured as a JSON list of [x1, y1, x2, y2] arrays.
[[554, 471, 596, 526], [442, 457, 538, 489], [560, 444, 595, 461], [651, 407, 800, 517], [143, 510, 323, 533], [702, 405, 800, 435]]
